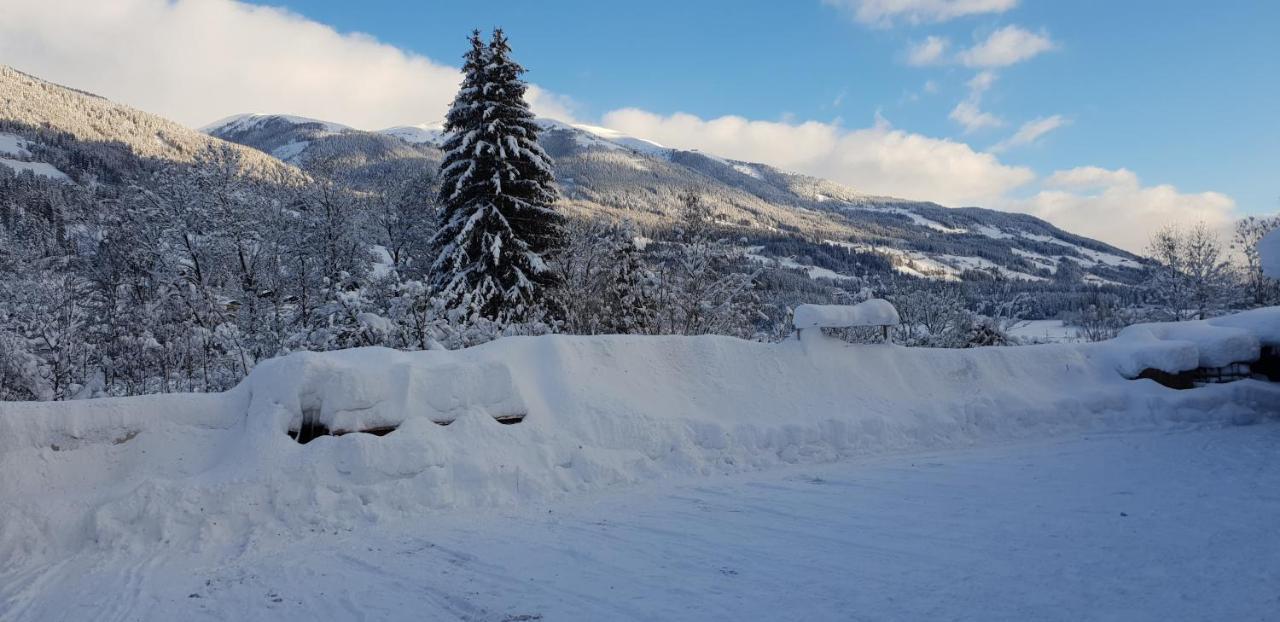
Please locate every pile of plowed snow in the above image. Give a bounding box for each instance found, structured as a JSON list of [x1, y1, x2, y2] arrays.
[[2, 309, 1277, 562]]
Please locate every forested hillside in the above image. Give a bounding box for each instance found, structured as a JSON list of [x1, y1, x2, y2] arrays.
[[0, 64, 1243, 401]]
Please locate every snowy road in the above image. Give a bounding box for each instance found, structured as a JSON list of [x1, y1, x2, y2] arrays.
[[4, 422, 1279, 621]]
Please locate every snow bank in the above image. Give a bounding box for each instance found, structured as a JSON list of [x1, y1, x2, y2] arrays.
[[1113, 307, 1280, 374], [1, 310, 1277, 561], [794, 299, 899, 329]]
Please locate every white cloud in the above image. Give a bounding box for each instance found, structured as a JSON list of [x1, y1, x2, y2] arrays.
[[949, 70, 1002, 132], [0, 0, 575, 129], [905, 36, 950, 66], [1005, 167, 1237, 252], [601, 109, 1034, 206], [1045, 166, 1139, 190], [959, 25, 1055, 68], [967, 70, 998, 93], [950, 101, 1003, 132], [0, 0, 1239, 252], [824, 0, 1019, 27], [991, 114, 1068, 152]]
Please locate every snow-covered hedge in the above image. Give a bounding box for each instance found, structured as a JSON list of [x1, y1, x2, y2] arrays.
[[1, 309, 1277, 561]]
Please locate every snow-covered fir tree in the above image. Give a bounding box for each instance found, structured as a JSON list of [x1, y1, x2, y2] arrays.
[[428, 29, 564, 324]]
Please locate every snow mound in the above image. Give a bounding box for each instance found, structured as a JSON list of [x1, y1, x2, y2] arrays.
[[1114, 307, 1279, 373], [1, 311, 1277, 561], [794, 300, 900, 329]]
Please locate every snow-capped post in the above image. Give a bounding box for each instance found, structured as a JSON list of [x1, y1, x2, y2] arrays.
[[1261, 227, 1280, 280], [427, 28, 565, 325], [793, 300, 901, 343]]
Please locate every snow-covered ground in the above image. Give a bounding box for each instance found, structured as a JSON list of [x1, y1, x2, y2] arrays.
[[744, 249, 858, 281], [1, 308, 1277, 620], [1008, 319, 1083, 343], [0, 157, 69, 180], [0, 132, 31, 157], [3, 424, 1279, 621]]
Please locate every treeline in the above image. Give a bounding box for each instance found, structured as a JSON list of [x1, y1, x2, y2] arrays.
[[1, 134, 1275, 401], [0, 140, 768, 400]]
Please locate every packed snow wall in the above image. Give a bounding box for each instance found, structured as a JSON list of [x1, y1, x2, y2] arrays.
[[1, 309, 1277, 560]]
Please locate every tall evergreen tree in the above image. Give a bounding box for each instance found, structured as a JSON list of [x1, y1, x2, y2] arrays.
[[428, 29, 563, 324]]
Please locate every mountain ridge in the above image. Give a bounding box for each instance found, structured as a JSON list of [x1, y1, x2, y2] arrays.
[[0, 62, 1144, 288], [205, 111, 1146, 285], [0, 65, 301, 181]]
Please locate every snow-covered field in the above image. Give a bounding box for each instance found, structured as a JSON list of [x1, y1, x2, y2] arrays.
[[3, 425, 1279, 621], [1008, 319, 1083, 343], [1, 308, 1277, 620]]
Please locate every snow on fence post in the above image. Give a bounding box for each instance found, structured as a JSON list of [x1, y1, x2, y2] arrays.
[[793, 299, 901, 343]]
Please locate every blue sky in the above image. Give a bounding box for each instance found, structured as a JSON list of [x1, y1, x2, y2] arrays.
[[247, 0, 1278, 216], [3, 0, 1275, 249]]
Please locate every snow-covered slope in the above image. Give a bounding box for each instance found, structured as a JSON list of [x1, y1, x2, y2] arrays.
[[205, 112, 1147, 286], [0, 65, 297, 180], [203, 112, 431, 176], [377, 123, 445, 145], [3, 309, 1276, 562]]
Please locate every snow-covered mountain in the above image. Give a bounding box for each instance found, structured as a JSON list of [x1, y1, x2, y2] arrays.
[[0, 66, 297, 182], [0, 61, 1146, 289], [206, 112, 1147, 286]]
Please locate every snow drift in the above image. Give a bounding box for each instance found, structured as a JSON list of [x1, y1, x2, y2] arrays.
[[1, 309, 1277, 562]]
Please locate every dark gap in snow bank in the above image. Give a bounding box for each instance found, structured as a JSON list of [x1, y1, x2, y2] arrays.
[[288, 407, 401, 445], [1136, 368, 1195, 390], [1254, 346, 1280, 382], [288, 423, 400, 444], [1136, 358, 1278, 390]]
